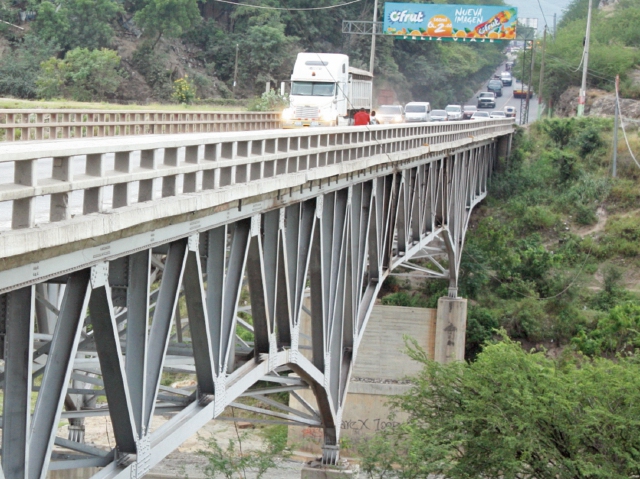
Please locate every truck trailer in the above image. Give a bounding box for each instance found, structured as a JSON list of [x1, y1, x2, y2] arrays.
[[282, 53, 373, 128]]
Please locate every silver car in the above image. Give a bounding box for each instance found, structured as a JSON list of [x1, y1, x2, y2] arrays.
[[445, 105, 462, 121], [430, 109, 448, 121], [490, 111, 507, 119]]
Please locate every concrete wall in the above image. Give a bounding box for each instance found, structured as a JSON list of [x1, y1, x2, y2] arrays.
[[289, 305, 436, 455]]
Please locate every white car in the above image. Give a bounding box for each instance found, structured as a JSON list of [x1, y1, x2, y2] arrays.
[[471, 111, 491, 120], [445, 105, 462, 121], [377, 105, 404, 124], [490, 111, 507, 119]]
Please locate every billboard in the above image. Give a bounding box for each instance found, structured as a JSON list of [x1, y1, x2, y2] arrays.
[[383, 3, 518, 42]]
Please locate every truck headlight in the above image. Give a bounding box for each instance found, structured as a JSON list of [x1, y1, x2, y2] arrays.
[[282, 108, 293, 121], [394, 115, 403, 122], [320, 109, 335, 122]]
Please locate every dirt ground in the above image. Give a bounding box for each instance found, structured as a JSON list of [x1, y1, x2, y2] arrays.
[[58, 414, 314, 479]]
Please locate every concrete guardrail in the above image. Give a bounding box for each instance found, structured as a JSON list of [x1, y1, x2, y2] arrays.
[[0, 109, 281, 141], [0, 119, 514, 258]]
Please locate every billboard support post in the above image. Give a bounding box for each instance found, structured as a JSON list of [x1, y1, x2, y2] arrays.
[[370, 0, 378, 74]]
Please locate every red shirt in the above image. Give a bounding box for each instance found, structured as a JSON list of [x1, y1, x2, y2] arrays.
[[354, 111, 370, 126]]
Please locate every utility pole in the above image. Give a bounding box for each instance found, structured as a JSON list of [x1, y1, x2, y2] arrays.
[[233, 43, 239, 98], [369, 0, 378, 75], [525, 40, 535, 124], [519, 41, 527, 125], [553, 13, 556, 40], [613, 75, 619, 177], [577, 0, 593, 117], [537, 26, 547, 119]]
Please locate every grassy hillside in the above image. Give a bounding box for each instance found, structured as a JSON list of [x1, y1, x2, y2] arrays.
[[381, 117, 640, 359], [536, 0, 640, 102]]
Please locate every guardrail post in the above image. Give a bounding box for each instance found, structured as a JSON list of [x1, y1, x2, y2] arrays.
[[139, 149, 157, 202], [84, 153, 105, 214], [113, 152, 134, 208], [183, 145, 200, 193], [51, 156, 72, 222], [12, 160, 36, 229]]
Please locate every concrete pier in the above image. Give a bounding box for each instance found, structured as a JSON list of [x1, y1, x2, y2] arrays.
[[434, 297, 468, 363]]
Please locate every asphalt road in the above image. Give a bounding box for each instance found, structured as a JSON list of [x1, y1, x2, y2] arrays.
[[467, 63, 540, 125]]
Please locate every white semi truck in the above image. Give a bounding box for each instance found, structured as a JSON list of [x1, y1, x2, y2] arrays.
[[281, 53, 373, 128]]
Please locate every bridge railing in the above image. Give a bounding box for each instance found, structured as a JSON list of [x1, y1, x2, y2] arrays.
[[0, 120, 514, 258], [0, 109, 281, 141]]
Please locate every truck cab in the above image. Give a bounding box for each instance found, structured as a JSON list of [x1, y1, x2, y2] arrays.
[[282, 53, 372, 128]]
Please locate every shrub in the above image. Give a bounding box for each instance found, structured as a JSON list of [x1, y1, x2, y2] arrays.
[[540, 118, 575, 148], [248, 89, 288, 112], [600, 212, 640, 258], [37, 48, 123, 101], [172, 76, 197, 105], [0, 35, 59, 99], [131, 43, 173, 99], [573, 301, 640, 356], [573, 120, 606, 158]]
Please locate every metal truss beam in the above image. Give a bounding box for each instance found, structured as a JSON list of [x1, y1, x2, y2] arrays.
[[0, 131, 506, 477]]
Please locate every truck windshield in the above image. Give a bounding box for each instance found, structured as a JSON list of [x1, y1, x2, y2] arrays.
[[291, 82, 335, 97]]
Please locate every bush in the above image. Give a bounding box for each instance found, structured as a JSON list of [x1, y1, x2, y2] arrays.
[[131, 43, 173, 99], [172, 76, 197, 105], [248, 89, 288, 112], [37, 48, 123, 101], [0, 35, 59, 99], [540, 118, 575, 148], [600, 212, 640, 258], [573, 302, 640, 356], [199, 423, 290, 479], [573, 120, 606, 158]]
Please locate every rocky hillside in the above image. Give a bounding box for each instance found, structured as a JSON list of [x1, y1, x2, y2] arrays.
[[556, 85, 640, 119]]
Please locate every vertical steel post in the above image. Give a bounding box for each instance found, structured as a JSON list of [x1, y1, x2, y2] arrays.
[[578, 0, 593, 117], [613, 75, 619, 178]]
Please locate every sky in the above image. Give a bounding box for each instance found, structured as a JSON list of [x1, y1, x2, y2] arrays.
[[507, 0, 574, 32]]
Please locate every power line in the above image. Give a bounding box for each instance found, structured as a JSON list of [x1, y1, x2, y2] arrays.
[[213, 0, 363, 10], [536, 0, 549, 27]]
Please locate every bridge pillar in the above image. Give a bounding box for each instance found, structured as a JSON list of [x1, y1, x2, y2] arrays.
[[434, 297, 468, 363], [497, 134, 513, 166]]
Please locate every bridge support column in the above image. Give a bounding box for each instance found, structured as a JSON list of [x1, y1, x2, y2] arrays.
[[434, 297, 468, 363], [497, 134, 512, 165]]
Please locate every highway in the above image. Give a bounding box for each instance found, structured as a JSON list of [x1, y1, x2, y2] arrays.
[[468, 63, 540, 125]]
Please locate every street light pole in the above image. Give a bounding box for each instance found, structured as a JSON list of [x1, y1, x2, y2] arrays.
[[577, 0, 593, 117], [369, 0, 378, 75]]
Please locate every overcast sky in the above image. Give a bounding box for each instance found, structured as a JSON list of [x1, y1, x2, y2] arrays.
[[507, 0, 574, 32]]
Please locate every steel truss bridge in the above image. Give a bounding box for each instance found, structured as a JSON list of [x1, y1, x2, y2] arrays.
[[0, 120, 513, 479]]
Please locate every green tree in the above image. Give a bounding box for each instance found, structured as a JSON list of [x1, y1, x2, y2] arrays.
[[362, 336, 640, 479], [37, 48, 124, 101], [34, 0, 121, 51], [135, 0, 201, 48], [0, 35, 59, 99]]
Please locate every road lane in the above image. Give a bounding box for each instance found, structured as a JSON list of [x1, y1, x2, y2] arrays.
[[468, 63, 539, 124]]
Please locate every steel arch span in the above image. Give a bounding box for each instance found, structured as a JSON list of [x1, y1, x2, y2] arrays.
[[0, 124, 510, 479]]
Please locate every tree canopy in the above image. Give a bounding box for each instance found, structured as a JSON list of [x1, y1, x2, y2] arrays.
[[361, 336, 640, 479]]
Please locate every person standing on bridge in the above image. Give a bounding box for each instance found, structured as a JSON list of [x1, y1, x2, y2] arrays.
[[354, 108, 370, 126]]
